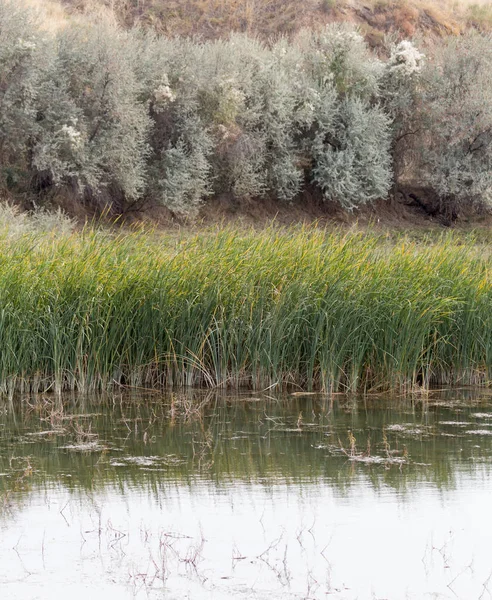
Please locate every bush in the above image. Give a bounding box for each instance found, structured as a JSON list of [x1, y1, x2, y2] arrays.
[[135, 36, 213, 214], [194, 36, 273, 200], [33, 20, 150, 208], [379, 38, 425, 182], [0, 202, 75, 236], [297, 24, 382, 99], [419, 32, 492, 213], [299, 26, 392, 208], [2, 1, 490, 218], [312, 97, 392, 209], [204, 38, 305, 201], [0, 1, 50, 192]]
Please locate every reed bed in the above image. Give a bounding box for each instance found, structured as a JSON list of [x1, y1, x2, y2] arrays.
[[0, 224, 491, 395]]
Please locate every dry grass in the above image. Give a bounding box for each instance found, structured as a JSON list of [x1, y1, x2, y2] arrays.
[[60, 0, 324, 38], [465, 2, 492, 29], [366, 0, 492, 33], [22, 0, 70, 31], [360, 0, 462, 36], [52, 0, 491, 39]]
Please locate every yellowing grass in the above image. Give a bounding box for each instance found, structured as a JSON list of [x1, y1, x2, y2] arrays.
[[1, 225, 492, 396], [53, 0, 492, 39], [22, 0, 70, 31]]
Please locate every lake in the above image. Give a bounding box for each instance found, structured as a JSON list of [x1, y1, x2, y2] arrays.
[[1, 389, 492, 599]]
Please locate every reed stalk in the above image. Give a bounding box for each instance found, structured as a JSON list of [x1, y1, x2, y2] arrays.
[[0, 225, 491, 395]]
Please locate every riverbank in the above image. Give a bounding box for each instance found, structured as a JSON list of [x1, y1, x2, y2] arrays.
[[1, 223, 491, 395]]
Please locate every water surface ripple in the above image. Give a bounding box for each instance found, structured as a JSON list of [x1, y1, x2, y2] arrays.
[[1, 390, 492, 599]]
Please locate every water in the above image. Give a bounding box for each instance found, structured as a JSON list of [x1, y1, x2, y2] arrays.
[[1, 390, 492, 599]]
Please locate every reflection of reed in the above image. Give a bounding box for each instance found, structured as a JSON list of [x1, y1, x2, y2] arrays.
[[1, 456, 33, 510], [1, 390, 492, 509]]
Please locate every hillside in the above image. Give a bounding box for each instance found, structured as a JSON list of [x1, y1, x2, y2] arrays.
[[56, 0, 492, 40]]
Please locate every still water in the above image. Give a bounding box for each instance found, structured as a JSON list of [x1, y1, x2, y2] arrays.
[[1, 390, 492, 600]]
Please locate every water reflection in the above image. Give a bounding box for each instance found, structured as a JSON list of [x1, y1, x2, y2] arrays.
[[3, 390, 492, 495], [1, 390, 492, 599]]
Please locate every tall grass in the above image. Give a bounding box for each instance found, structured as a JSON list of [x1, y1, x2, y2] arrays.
[[1, 223, 492, 395]]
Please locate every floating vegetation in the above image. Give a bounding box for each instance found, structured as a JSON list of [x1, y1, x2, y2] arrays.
[[60, 441, 107, 452], [25, 430, 66, 437], [385, 424, 432, 437], [110, 455, 186, 468], [348, 455, 407, 465], [386, 424, 407, 432], [323, 429, 413, 467]]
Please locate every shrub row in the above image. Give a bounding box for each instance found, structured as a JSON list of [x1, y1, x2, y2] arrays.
[[0, 0, 491, 215]]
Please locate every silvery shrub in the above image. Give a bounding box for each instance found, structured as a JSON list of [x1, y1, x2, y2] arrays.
[[420, 32, 492, 212]]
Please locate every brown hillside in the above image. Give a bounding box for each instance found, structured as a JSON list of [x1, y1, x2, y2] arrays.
[[57, 0, 492, 39]]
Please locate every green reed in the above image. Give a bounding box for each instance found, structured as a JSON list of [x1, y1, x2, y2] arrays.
[[0, 225, 491, 394]]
